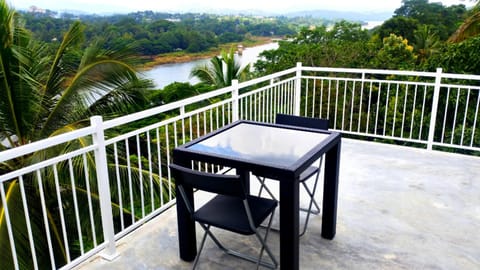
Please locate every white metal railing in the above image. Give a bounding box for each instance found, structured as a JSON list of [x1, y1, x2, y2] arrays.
[[300, 65, 480, 152], [0, 63, 479, 270]]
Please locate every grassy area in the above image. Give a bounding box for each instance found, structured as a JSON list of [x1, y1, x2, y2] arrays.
[[141, 36, 278, 69]]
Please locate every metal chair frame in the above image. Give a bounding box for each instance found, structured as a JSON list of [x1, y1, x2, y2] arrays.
[[257, 114, 328, 236], [171, 164, 278, 269]]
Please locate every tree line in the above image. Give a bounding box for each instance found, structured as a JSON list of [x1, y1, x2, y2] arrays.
[[21, 10, 298, 55], [255, 0, 480, 75]]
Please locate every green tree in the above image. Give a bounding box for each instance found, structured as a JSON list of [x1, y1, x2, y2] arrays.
[[0, 1, 159, 268], [426, 35, 480, 74], [190, 47, 250, 88], [413, 25, 441, 64], [375, 16, 419, 43], [254, 22, 376, 74], [373, 34, 417, 70]]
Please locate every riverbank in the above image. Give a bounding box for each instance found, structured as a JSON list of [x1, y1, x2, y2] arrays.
[[141, 36, 280, 70]]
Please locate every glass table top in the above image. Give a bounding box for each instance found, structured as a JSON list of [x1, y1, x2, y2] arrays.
[[187, 122, 329, 167]]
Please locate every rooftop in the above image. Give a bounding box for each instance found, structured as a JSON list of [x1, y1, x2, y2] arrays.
[[2, 65, 479, 270], [75, 138, 480, 270]]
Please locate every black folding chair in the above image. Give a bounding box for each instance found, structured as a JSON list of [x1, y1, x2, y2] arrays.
[[170, 164, 278, 269], [257, 113, 329, 236]]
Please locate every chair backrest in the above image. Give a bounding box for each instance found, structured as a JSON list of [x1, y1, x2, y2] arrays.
[[276, 113, 329, 130], [169, 164, 246, 199]]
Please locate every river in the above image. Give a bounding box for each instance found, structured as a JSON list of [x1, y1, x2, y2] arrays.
[[143, 42, 279, 88]]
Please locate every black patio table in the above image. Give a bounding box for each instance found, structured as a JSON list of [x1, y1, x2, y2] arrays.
[[172, 120, 341, 270]]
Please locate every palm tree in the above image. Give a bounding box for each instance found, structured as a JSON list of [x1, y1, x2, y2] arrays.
[[449, 1, 480, 42], [190, 47, 250, 88], [413, 25, 441, 64], [0, 1, 165, 268]]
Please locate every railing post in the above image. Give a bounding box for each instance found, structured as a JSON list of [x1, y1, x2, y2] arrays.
[[232, 79, 239, 121], [90, 116, 119, 260], [294, 62, 302, 116], [427, 68, 443, 151]]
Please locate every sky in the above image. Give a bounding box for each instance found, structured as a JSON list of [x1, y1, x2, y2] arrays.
[[9, 0, 474, 14]]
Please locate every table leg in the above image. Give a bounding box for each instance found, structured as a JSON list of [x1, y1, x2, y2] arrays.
[[176, 184, 196, 261], [279, 177, 300, 270], [322, 140, 341, 239], [172, 151, 197, 262]]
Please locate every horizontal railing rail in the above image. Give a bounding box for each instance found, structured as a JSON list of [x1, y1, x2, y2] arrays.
[[0, 63, 478, 270], [298, 65, 480, 153]]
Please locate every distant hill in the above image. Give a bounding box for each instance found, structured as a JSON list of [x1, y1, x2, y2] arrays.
[[285, 9, 393, 22], [18, 5, 393, 23]]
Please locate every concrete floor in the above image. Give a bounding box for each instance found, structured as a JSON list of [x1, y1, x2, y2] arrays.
[[75, 139, 480, 270]]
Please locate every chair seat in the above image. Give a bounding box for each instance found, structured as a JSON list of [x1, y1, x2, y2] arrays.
[[300, 166, 319, 182], [195, 195, 278, 235]]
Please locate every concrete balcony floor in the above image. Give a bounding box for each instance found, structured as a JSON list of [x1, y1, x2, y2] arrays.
[[76, 138, 480, 270]]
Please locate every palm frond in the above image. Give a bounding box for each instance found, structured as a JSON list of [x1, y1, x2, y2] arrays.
[[190, 64, 217, 85], [41, 59, 140, 137], [449, 4, 480, 42], [44, 21, 84, 96]]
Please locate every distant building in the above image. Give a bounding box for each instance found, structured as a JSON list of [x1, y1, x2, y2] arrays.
[[29, 5, 46, 14]]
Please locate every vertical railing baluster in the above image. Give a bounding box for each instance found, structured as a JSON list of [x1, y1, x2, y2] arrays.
[[334, 79, 340, 130], [460, 88, 471, 145], [37, 170, 56, 269], [427, 68, 443, 150], [350, 80, 356, 132], [471, 90, 480, 147], [305, 78, 309, 117], [53, 165, 71, 262], [294, 62, 302, 116], [342, 80, 347, 130], [232, 80, 239, 122], [165, 123, 172, 201], [410, 84, 418, 140], [320, 79, 324, 119], [401, 84, 409, 139], [441, 87, 451, 144], [90, 116, 118, 260], [0, 182, 19, 270], [69, 159, 84, 255], [383, 82, 390, 136], [327, 80, 332, 121], [451, 88, 461, 145], [366, 81, 373, 134], [392, 84, 400, 137], [312, 79, 317, 118], [358, 72, 365, 132], [113, 142, 124, 229], [136, 134, 145, 218], [419, 85, 428, 140], [181, 107, 186, 145], [375, 82, 382, 135], [19, 175, 39, 269], [147, 131, 154, 212], [156, 127, 164, 205]]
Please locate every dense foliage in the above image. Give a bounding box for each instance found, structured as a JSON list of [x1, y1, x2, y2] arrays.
[[0, 1, 163, 268], [255, 0, 480, 75], [21, 11, 297, 55]]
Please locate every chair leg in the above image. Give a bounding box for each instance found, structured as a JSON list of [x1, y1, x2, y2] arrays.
[[192, 225, 210, 269], [256, 176, 277, 200], [254, 210, 278, 270], [299, 171, 321, 237], [198, 216, 278, 269], [258, 156, 323, 237]]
